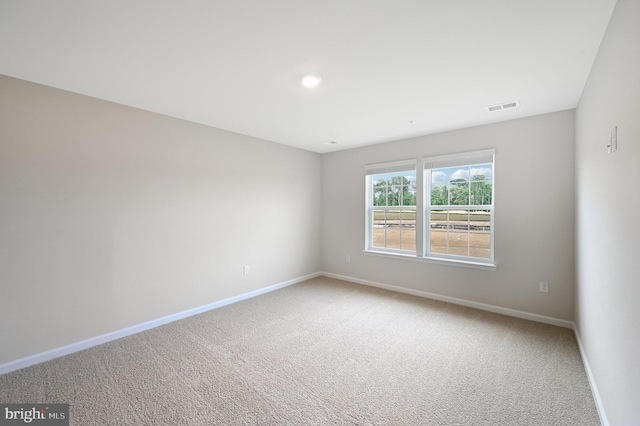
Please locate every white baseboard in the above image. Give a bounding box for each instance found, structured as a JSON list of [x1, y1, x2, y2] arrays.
[[573, 325, 609, 426], [3, 270, 608, 425], [0, 272, 321, 376], [321, 272, 574, 329]]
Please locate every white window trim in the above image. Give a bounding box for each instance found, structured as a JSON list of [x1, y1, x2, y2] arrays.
[[362, 249, 497, 271], [364, 159, 417, 254], [364, 159, 417, 175], [423, 149, 495, 265], [363, 150, 497, 270], [421, 149, 496, 169]]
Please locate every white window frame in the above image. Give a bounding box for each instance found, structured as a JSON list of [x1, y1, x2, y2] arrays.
[[365, 159, 417, 255], [423, 149, 495, 265], [363, 150, 496, 270]]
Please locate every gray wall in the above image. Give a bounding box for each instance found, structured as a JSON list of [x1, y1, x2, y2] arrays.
[[575, 0, 640, 423], [322, 110, 576, 320], [4, 4, 638, 417], [0, 75, 322, 365]]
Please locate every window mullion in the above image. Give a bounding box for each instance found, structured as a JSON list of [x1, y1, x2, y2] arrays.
[[467, 209, 471, 257], [416, 165, 425, 256]]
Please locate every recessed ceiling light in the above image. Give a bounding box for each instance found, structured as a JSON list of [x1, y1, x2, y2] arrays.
[[301, 75, 322, 88]]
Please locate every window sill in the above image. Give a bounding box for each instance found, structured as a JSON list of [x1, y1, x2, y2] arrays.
[[362, 250, 497, 271]]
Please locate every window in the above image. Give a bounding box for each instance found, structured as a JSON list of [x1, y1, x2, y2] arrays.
[[425, 150, 494, 262], [364, 150, 495, 268], [365, 160, 417, 253]]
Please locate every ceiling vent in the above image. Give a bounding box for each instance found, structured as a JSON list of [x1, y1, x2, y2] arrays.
[[486, 101, 520, 113]]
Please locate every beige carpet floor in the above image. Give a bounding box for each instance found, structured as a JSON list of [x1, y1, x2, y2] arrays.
[[0, 277, 600, 425]]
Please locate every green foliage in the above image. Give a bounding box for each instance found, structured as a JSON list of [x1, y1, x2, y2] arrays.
[[470, 175, 492, 205], [374, 169, 492, 207], [373, 175, 416, 206], [431, 185, 448, 205], [449, 179, 469, 205], [431, 175, 492, 206]]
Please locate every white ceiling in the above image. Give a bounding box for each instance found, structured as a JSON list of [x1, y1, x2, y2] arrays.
[[0, 0, 617, 153]]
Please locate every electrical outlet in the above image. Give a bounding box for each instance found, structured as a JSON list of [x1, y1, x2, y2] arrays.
[[243, 265, 250, 275], [346, 254, 351, 263], [539, 281, 549, 293]]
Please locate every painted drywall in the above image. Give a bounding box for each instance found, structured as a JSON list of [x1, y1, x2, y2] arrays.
[[322, 110, 576, 320], [0, 75, 322, 365], [575, 0, 640, 423]]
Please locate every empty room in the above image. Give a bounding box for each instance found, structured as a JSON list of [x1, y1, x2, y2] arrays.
[[0, 1, 638, 425]]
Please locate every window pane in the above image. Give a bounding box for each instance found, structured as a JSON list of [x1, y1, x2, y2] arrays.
[[470, 233, 491, 258], [470, 181, 492, 205], [386, 228, 402, 249], [429, 210, 477, 256], [390, 185, 401, 206], [430, 210, 448, 254], [431, 168, 449, 186], [470, 163, 492, 181], [372, 171, 416, 207], [406, 180, 417, 206], [400, 209, 416, 251], [373, 181, 388, 206], [449, 166, 470, 182], [470, 210, 491, 258], [448, 210, 470, 256], [430, 230, 448, 254], [449, 231, 469, 256], [373, 210, 386, 248], [424, 154, 494, 261], [470, 164, 492, 206], [430, 210, 447, 229], [449, 181, 469, 205], [386, 210, 416, 250], [372, 209, 416, 252], [386, 209, 401, 250], [431, 169, 449, 205], [431, 184, 448, 205]]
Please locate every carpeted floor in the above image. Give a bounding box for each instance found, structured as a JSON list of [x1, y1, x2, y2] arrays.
[[0, 277, 600, 425]]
